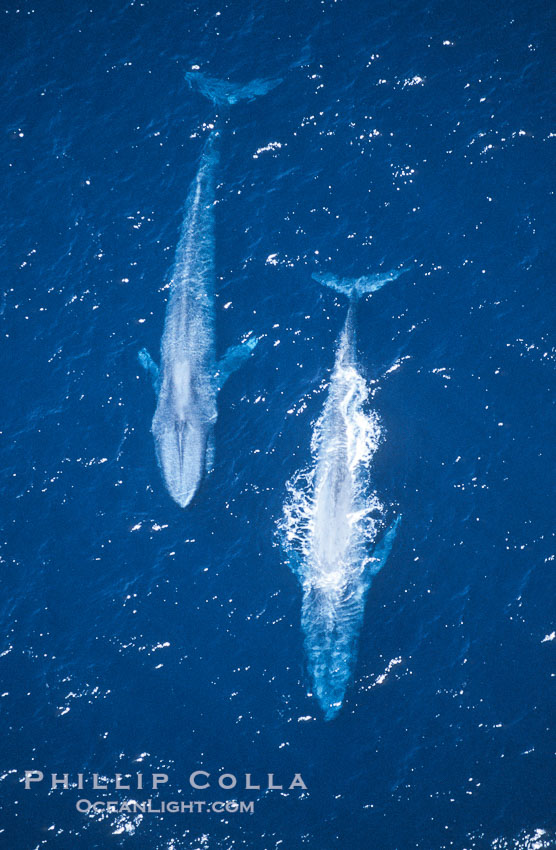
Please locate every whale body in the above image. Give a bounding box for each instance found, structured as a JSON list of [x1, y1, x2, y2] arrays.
[[139, 73, 280, 507], [278, 269, 406, 719]]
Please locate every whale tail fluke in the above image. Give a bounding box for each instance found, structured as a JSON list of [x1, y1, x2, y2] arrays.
[[313, 268, 408, 301], [185, 71, 282, 106]]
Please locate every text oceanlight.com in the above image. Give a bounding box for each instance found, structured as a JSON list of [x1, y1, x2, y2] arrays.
[[76, 799, 255, 815]]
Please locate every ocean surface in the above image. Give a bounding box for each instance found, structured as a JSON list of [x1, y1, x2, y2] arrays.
[[1, 1, 554, 848]]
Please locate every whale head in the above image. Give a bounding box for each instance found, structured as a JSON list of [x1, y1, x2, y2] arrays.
[[153, 415, 210, 508]]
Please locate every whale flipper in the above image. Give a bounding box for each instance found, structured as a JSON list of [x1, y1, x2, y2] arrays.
[[185, 72, 282, 106], [367, 515, 402, 578], [215, 337, 259, 390], [138, 348, 160, 394], [313, 268, 409, 300], [205, 438, 215, 474]]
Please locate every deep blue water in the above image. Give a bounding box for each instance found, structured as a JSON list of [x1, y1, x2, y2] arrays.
[[1, 1, 554, 848]]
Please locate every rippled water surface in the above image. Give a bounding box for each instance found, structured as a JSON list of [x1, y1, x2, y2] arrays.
[[1, 0, 554, 847]]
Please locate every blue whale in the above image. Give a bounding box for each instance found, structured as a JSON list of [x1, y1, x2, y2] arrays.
[[278, 269, 406, 719], [139, 73, 281, 507]]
